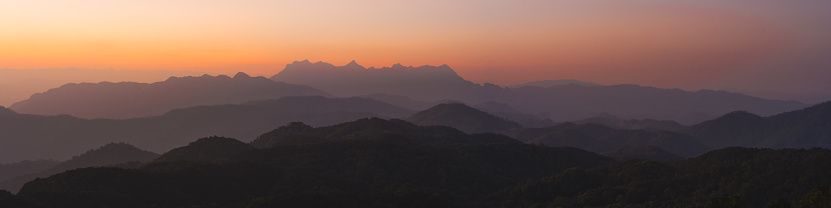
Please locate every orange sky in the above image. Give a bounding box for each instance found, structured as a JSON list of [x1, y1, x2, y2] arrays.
[[2, 0, 831, 103]]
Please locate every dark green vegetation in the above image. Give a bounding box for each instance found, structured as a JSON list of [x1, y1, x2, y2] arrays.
[[5, 118, 613, 207], [0, 118, 829, 207]]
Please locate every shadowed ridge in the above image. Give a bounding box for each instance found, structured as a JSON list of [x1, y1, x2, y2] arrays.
[[251, 117, 520, 148], [250, 122, 321, 148], [53, 143, 159, 170], [407, 103, 521, 134], [691, 111, 769, 148], [0, 142, 158, 193], [768, 100, 831, 125], [155, 136, 253, 163], [691, 101, 831, 149]]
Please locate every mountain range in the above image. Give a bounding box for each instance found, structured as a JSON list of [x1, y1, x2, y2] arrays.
[[4, 93, 831, 164], [3, 118, 831, 207], [0, 143, 158, 193], [0, 96, 411, 163], [6, 61, 808, 124], [507, 79, 600, 88], [9, 72, 329, 119], [270, 61, 806, 124]]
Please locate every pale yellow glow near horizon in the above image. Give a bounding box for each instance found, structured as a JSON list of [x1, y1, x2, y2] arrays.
[[1, 0, 830, 96]]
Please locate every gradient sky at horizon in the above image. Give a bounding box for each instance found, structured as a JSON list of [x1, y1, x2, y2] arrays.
[[2, 0, 831, 102]]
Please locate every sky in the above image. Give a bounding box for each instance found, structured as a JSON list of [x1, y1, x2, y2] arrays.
[[2, 0, 831, 104]]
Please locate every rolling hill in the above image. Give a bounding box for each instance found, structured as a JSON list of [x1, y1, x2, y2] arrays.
[[0, 143, 158, 193], [0, 96, 413, 163], [406, 103, 521, 134], [691, 101, 831, 149]]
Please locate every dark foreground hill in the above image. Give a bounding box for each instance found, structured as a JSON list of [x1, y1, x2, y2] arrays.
[[0, 96, 412, 163], [0, 143, 157, 193], [493, 147, 831, 207], [406, 103, 521, 134], [2, 119, 830, 207], [8, 118, 614, 207], [10, 72, 329, 119], [692, 101, 831, 149]]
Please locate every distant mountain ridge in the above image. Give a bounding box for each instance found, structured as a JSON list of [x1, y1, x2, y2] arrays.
[[271, 60, 487, 102], [508, 79, 600, 88], [0, 96, 413, 163], [270, 60, 806, 124], [572, 113, 687, 132], [154, 136, 253, 163], [10, 72, 329, 119]]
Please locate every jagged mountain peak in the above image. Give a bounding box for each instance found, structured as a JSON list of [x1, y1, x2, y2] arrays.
[[344, 60, 363, 68], [270, 60, 475, 100]]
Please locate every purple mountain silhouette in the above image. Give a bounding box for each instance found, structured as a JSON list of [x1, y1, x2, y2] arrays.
[[10, 73, 330, 119]]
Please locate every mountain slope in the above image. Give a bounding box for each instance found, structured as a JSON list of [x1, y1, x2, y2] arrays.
[[572, 113, 687, 132], [13, 118, 613, 207], [10, 72, 329, 119], [509, 123, 710, 157], [0, 143, 157, 193], [691, 101, 831, 149], [406, 103, 521, 134], [251, 117, 521, 148], [0, 96, 413, 163], [0, 160, 59, 183], [154, 136, 253, 163], [473, 101, 555, 128]]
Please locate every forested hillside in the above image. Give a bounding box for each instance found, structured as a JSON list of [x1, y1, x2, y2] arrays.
[[1, 119, 829, 207]]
